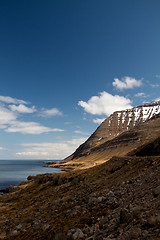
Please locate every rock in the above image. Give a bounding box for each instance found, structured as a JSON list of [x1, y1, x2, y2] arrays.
[[54, 232, 67, 240], [89, 225, 95, 235], [22, 218, 33, 226], [16, 224, 22, 230], [113, 189, 122, 197], [97, 196, 106, 203], [129, 227, 141, 239], [105, 191, 118, 207], [120, 208, 131, 224], [9, 230, 18, 236], [104, 234, 115, 239], [83, 225, 90, 235], [130, 205, 143, 219], [0, 233, 6, 239], [73, 228, 84, 239], [42, 224, 50, 231], [48, 232, 67, 240], [94, 223, 100, 231], [27, 175, 35, 180], [106, 191, 115, 199], [70, 205, 82, 217], [67, 230, 74, 238], [88, 197, 97, 205], [152, 186, 160, 197], [148, 215, 160, 225], [142, 230, 149, 238], [99, 217, 108, 229], [3, 186, 18, 193]]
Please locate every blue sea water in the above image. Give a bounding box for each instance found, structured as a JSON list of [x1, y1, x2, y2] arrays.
[[0, 160, 62, 191]]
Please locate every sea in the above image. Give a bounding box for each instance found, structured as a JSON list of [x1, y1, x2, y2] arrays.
[[0, 160, 62, 191]]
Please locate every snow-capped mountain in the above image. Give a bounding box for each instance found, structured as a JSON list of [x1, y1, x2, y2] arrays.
[[103, 101, 160, 137], [65, 101, 160, 160]]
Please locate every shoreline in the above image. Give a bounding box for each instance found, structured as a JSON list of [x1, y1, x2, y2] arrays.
[[0, 160, 64, 194]]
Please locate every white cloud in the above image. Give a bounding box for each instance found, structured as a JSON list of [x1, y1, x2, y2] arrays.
[[0, 106, 62, 134], [93, 118, 105, 124], [9, 104, 36, 113], [150, 84, 160, 88], [74, 130, 89, 135], [65, 121, 72, 125], [113, 76, 142, 90], [39, 108, 63, 117], [0, 95, 27, 104], [0, 146, 5, 150], [0, 106, 17, 125], [6, 121, 64, 134], [16, 138, 87, 159], [0, 95, 64, 135], [156, 74, 160, 78], [78, 91, 132, 116], [134, 92, 146, 97], [155, 97, 160, 102]]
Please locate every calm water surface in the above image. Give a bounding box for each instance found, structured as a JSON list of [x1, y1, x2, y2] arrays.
[[0, 160, 62, 190]]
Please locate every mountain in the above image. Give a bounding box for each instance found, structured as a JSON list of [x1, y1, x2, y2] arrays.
[[47, 101, 160, 169]]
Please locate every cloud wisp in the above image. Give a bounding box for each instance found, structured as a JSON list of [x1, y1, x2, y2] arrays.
[[0, 106, 17, 125], [0, 95, 64, 134], [6, 121, 64, 134], [9, 104, 36, 113], [93, 118, 105, 124], [0, 146, 5, 150], [0, 95, 28, 104], [113, 76, 142, 91], [78, 91, 132, 116], [39, 108, 63, 117], [16, 138, 87, 159], [150, 84, 160, 88], [74, 130, 89, 135], [134, 92, 147, 98]]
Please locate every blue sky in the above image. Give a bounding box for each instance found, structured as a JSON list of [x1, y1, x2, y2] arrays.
[[0, 0, 160, 159]]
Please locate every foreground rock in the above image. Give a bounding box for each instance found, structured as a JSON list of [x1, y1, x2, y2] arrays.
[[0, 155, 160, 239]]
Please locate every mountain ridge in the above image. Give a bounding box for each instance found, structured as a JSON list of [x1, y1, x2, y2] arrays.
[[47, 101, 160, 170]]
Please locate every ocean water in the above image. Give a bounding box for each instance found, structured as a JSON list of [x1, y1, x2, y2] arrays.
[[0, 160, 62, 191]]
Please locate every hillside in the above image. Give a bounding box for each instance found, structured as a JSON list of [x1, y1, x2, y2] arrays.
[[47, 102, 160, 170], [70, 100, 160, 154], [0, 140, 160, 239], [75, 100, 160, 152]]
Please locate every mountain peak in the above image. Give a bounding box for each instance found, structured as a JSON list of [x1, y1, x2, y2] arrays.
[[63, 101, 160, 165]]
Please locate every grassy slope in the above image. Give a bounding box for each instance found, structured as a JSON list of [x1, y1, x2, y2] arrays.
[[0, 116, 160, 239], [47, 116, 160, 170], [0, 155, 160, 239]]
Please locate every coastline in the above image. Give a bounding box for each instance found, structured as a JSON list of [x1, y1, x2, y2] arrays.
[[0, 160, 63, 194], [1, 155, 160, 240], [44, 160, 75, 171]]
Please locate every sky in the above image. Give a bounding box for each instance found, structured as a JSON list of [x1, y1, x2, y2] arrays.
[[0, 0, 160, 160]]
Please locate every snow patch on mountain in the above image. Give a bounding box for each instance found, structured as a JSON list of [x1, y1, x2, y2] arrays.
[[114, 103, 160, 129]]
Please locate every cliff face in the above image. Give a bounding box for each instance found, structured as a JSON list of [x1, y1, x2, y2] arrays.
[[68, 101, 160, 160]]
